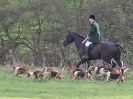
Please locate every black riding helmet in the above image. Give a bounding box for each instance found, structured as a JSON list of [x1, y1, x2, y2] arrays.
[[89, 15, 95, 20]]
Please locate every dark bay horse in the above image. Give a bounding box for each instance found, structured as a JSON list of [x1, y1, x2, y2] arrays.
[[63, 32, 126, 68]]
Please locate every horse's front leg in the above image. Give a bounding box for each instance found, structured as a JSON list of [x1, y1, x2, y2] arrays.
[[76, 59, 87, 68], [87, 61, 90, 69]]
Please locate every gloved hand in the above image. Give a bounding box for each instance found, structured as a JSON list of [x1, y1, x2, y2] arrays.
[[82, 35, 89, 44]]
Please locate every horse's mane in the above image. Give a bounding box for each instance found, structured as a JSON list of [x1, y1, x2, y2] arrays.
[[71, 32, 85, 40]]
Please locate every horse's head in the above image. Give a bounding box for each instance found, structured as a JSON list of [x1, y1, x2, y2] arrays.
[[63, 32, 74, 47]]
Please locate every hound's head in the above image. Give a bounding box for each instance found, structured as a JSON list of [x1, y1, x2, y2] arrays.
[[46, 67, 53, 72], [41, 67, 46, 72], [88, 66, 95, 71]]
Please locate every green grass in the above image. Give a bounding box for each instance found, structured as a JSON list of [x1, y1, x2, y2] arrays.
[[0, 66, 133, 99]]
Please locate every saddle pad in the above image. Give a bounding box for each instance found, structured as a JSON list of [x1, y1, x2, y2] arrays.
[[85, 41, 92, 47]]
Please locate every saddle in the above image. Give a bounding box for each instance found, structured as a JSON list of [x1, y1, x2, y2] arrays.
[[88, 42, 100, 50]]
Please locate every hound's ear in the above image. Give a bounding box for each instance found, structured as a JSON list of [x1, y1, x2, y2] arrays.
[[50, 67, 53, 70]]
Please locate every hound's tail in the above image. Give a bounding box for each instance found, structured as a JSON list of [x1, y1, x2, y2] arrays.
[[121, 66, 129, 73], [116, 44, 126, 54]]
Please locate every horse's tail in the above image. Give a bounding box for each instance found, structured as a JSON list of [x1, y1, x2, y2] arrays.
[[116, 44, 126, 54]]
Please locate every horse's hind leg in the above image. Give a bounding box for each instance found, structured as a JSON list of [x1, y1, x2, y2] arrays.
[[114, 58, 122, 67], [114, 47, 122, 67]]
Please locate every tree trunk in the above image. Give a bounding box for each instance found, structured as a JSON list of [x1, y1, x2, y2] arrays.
[[32, 48, 43, 66]]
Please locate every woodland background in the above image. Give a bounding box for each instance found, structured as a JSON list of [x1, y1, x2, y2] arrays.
[[0, 0, 132, 68]]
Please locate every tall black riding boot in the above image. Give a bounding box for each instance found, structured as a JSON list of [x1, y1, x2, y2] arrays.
[[82, 47, 89, 59]]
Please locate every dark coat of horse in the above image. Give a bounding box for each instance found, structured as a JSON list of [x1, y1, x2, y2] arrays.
[[63, 32, 126, 68]]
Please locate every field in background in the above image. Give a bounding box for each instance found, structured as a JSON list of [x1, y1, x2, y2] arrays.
[[0, 66, 133, 99]]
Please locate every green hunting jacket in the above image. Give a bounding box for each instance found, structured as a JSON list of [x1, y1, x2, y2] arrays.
[[89, 21, 101, 42]]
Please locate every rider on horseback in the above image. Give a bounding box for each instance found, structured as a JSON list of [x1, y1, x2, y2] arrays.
[[82, 15, 101, 59]]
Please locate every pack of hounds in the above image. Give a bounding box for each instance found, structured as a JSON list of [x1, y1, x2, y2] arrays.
[[12, 61, 128, 84]]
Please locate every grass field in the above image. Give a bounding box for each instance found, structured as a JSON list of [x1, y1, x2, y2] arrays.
[[0, 66, 133, 99]]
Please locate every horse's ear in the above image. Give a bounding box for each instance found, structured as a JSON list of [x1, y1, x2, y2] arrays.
[[67, 31, 71, 34]]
